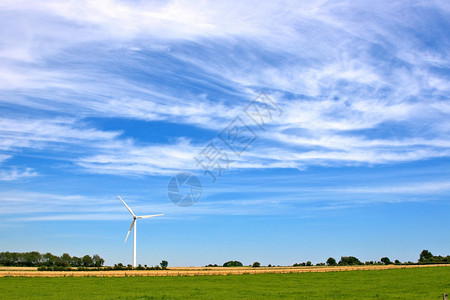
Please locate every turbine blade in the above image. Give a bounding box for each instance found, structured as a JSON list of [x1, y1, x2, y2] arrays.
[[124, 219, 135, 244], [118, 195, 135, 216], [137, 214, 164, 219]]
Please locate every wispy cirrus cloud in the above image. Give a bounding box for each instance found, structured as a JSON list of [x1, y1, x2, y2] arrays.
[[2, 176, 449, 221], [0, 168, 37, 181], [331, 181, 450, 195], [0, 154, 37, 181], [0, 0, 449, 178], [0, 117, 121, 150]]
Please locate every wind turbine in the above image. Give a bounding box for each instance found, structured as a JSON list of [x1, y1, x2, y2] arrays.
[[118, 195, 163, 267]]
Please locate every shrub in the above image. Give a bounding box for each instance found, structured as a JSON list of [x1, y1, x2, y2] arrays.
[[223, 261, 243, 267], [338, 256, 362, 266], [380, 257, 392, 265], [326, 257, 337, 266]]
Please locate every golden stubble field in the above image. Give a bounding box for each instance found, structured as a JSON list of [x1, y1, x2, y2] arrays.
[[0, 264, 448, 277]]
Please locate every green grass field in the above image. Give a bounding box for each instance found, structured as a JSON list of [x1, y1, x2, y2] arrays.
[[0, 266, 448, 299]]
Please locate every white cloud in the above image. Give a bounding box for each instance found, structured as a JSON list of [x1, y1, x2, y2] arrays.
[[2, 177, 449, 221], [0, 117, 121, 151], [0, 154, 11, 164], [0, 155, 36, 181], [0, 190, 272, 221], [0, 168, 37, 181], [0, 0, 449, 176], [77, 139, 199, 176], [331, 181, 450, 195]]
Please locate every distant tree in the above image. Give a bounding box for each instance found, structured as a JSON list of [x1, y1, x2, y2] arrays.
[[0, 251, 105, 268], [0, 252, 14, 266], [24, 251, 42, 267], [160, 260, 168, 269], [82, 255, 94, 267], [71, 256, 83, 267], [419, 250, 433, 263], [338, 256, 362, 266], [43, 253, 58, 267], [223, 261, 243, 267], [306, 261, 312, 266], [252, 262, 260, 268], [380, 257, 392, 265], [326, 257, 337, 266], [206, 264, 219, 267], [93, 254, 104, 267], [394, 259, 401, 264], [61, 253, 72, 265], [55, 258, 69, 267]]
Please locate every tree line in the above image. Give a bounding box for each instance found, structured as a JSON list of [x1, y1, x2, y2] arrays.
[[206, 250, 449, 268], [3, 250, 447, 270], [301, 250, 449, 267], [110, 260, 168, 271], [0, 251, 104, 268]]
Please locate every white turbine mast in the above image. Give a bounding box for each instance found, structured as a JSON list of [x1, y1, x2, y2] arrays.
[[118, 195, 163, 267]]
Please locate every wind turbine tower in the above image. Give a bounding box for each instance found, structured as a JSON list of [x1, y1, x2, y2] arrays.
[[118, 195, 163, 267]]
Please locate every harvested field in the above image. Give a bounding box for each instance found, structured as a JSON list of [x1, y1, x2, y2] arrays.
[[0, 264, 448, 277]]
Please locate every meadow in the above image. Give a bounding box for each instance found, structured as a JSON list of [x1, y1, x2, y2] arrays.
[[0, 266, 448, 299]]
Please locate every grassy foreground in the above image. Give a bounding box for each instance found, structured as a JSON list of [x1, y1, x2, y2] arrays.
[[0, 266, 448, 299]]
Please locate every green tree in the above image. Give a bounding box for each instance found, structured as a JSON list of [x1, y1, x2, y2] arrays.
[[43, 252, 58, 267], [223, 261, 243, 267], [24, 251, 42, 266], [61, 253, 72, 265], [252, 262, 260, 267], [93, 254, 105, 267], [338, 256, 362, 266], [419, 250, 433, 263], [55, 257, 69, 267], [0, 252, 14, 266], [160, 260, 168, 269], [71, 256, 82, 267], [326, 257, 337, 266], [82, 255, 94, 267], [380, 257, 392, 265]]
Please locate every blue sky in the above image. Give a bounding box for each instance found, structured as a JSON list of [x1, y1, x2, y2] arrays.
[[0, 0, 449, 267]]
